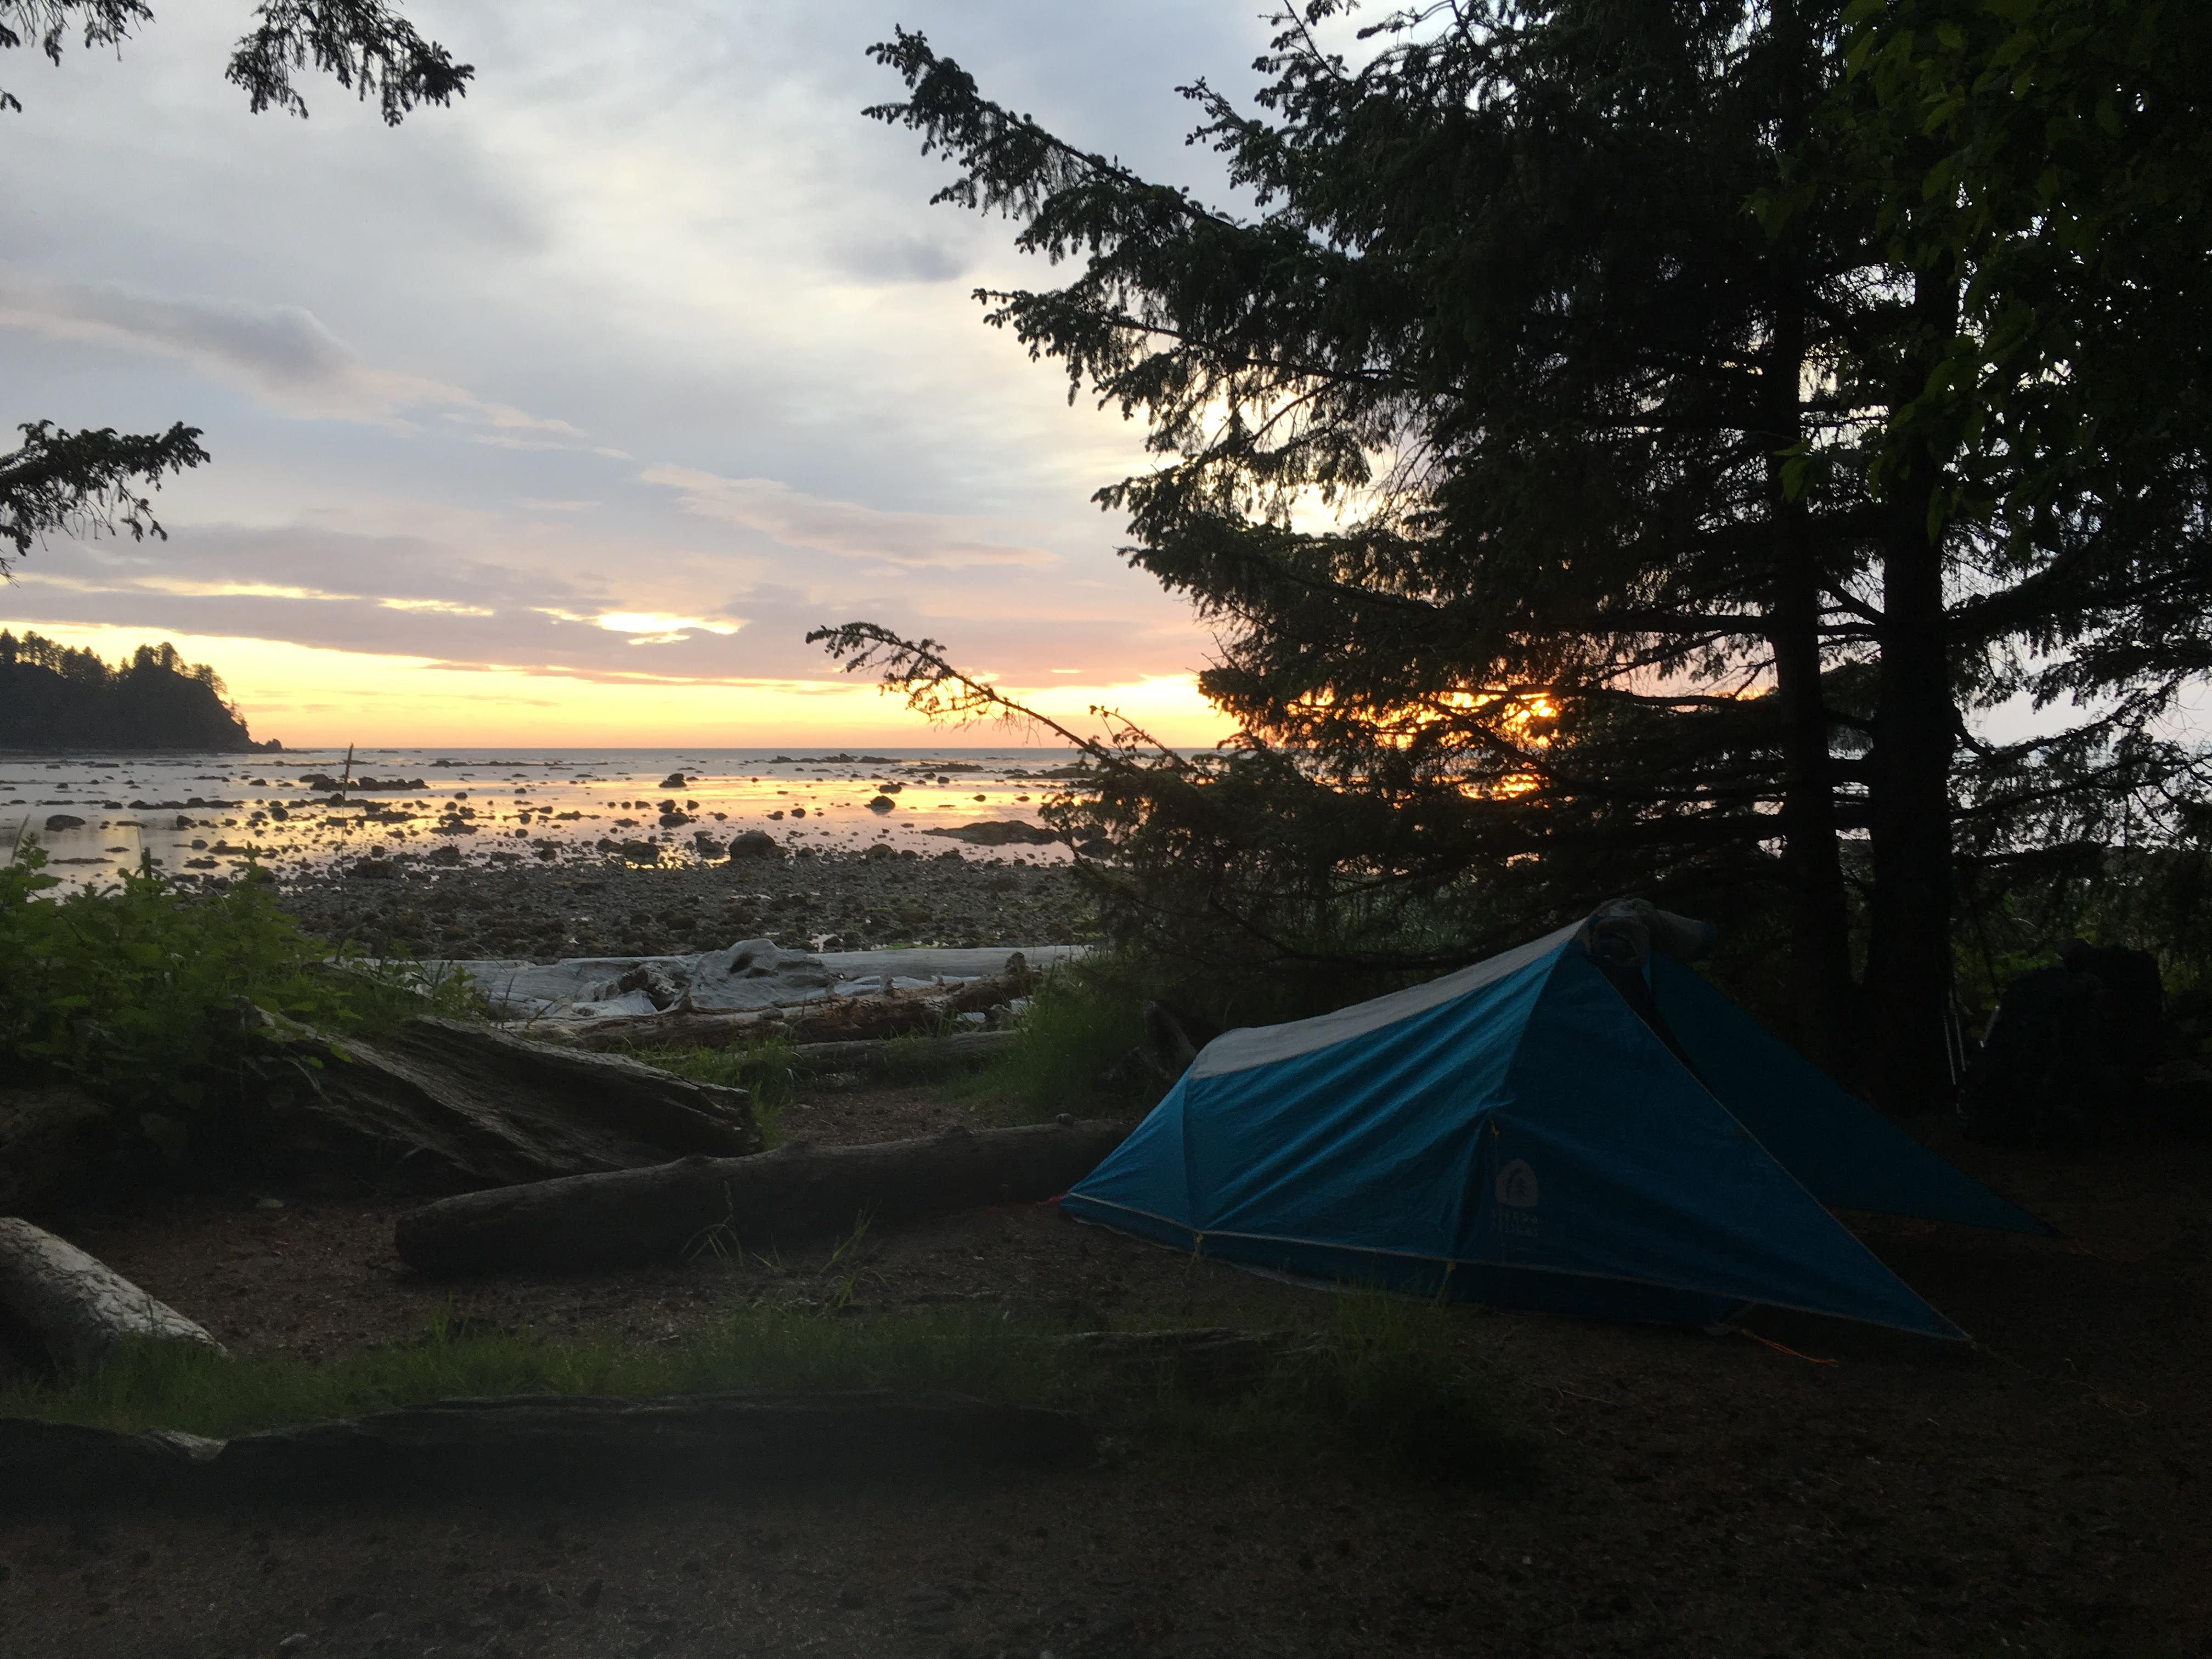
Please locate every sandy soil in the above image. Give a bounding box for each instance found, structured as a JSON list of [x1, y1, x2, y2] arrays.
[[2, 1091, 2207, 1658]]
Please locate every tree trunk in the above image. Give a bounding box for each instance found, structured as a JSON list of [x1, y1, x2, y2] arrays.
[[1865, 269, 1963, 1110], [245, 1008, 762, 1192], [395, 1119, 1136, 1275], [1754, 0, 1861, 1079], [0, 1218, 227, 1373], [1763, 307, 1860, 1076]]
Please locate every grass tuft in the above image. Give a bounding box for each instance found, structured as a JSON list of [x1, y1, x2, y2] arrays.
[[958, 962, 1158, 1121], [633, 1036, 795, 1146], [0, 1296, 1532, 1483]]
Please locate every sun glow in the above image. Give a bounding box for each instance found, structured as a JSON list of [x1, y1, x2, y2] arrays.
[[1, 623, 1238, 748]]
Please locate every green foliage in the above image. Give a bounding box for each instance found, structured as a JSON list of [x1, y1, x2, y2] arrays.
[[0, 1297, 1529, 1481], [0, 843, 478, 1135], [634, 1036, 795, 1147], [0, 419, 207, 575], [837, 2, 2212, 1101], [958, 959, 1160, 1121]]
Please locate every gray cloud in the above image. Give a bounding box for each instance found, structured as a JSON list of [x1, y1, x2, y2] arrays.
[[0, 265, 579, 436], [640, 466, 1059, 569]]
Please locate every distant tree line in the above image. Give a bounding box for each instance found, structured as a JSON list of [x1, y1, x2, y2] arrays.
[[819, 0, 2212, 1109], [0, 629, 273, 749]]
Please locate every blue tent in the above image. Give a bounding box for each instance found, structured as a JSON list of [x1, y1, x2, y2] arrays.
[[1062, 907, 2048, 1339]]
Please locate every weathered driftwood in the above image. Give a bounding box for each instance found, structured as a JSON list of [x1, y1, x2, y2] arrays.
[[0, 1418, 222, 1503], [216, 1389, 1092, 1493], [250, 1010, 762, 1192], [0, 1082, 111, 1212], [788, 1030, 1013, 1072], [0, 1390, 1091, 1508], [563, 968, 1034, 1053], [0, 1218, 227, 1373], [395, 1118, 1134, 1274]]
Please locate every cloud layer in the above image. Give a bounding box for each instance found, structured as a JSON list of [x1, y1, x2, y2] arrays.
[[0, 1, 1305, 741]]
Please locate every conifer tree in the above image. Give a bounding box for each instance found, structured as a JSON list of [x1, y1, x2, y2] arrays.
[[823, 0, 2211, 1106]]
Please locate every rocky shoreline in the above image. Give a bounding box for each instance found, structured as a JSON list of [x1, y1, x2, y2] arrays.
[[274, 847, 1099, 962]]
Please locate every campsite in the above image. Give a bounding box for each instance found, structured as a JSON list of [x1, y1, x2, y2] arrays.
[[6, 2, 2212, 1655], [3, 904, 2208, 1655]]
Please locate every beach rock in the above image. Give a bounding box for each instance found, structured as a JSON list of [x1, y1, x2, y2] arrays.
[[659, 772, 687, 789], [924, 820, 1060, 847], [867, 794, 895, 812], [347, 857, 400, 880], [41, 814, 84, 831], [862, 843, 896, 861], [726, 830, 780, 859]]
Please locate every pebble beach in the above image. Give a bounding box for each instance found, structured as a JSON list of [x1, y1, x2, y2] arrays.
[[1, 745, 1107, 958]]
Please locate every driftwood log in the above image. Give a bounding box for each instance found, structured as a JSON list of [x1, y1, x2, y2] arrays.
[[0, 1219, 227, 1373], [563, 967, 1034, 1053], [0, 1390, 1091, 1508], [396, 1118, 1133, 1274], [0, 1083, 111, 1212], [788, 1030, 1013, 1072], [249, 1009, 762, 1192]]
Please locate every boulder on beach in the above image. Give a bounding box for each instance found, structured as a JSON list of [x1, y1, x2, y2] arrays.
[[923, 820, 1060, 847], [866, 794, 895, 813], [659, 771, 687, 789], [42, 814, 85, 831], [727, 830, 780, 859]]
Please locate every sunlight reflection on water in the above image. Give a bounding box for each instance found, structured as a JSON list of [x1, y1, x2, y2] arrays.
[[0, 746, 1093, 888]]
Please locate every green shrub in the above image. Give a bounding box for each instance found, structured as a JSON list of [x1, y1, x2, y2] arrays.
[[958, 959, 1157, 1120], [633, 1036, 795, 1146], [0, 844, 480, 1122]]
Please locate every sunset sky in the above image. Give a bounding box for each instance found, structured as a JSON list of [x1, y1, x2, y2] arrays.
[[0, 3, 1311, 747]]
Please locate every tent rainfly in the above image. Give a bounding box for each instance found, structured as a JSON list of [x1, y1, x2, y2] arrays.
[[1062, 902, 2048, 1339]]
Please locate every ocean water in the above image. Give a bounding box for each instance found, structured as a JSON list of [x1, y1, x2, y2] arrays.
[[0, 746, 1094, 889]]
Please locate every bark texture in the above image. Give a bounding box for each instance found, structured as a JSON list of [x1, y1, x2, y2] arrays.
[[252, 1011, 763, 1192], [563, 969, 1032, 1053], [0, 1392, 1091, 1507], [214, 1390, 1093, 1494], [0, 1218, 227, 1373], [395, 1119, 1135, 1274]]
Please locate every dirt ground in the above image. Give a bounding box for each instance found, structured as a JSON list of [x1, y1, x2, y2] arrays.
[[1, 1085, 2207, 1659]]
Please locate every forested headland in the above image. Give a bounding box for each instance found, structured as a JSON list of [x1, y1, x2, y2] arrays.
[[0, 629, 276, 752]]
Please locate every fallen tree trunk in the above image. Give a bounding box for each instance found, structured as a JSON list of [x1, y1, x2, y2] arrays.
[[246, 1009, 763, 1192], [215, 1389, 1092, 1494], [0, 1391, 1091, 1508], [396, 1118, 1133, 1274], [789, 1030, 1012, 1072], [563, 968, 1034, 1052], [0, 1219, 227, 1373]]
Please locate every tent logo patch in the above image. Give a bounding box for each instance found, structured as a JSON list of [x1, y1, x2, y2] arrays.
[[1495, 1159, 1540, 1209]]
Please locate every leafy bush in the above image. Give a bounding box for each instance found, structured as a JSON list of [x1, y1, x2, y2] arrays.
[[0, 844, 477, 1124]]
